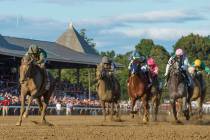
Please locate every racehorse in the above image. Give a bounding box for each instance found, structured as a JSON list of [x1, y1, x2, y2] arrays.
[[97, 71, 121, 121], [167, 60, 190, 123], [150, 77, 162, 121], [188, 67, 206, 119], [16, 56, 55, 126], [127, 61, 151, 123]]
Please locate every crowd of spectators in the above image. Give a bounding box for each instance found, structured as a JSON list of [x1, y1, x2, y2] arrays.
[[0, 78, 100, 109]]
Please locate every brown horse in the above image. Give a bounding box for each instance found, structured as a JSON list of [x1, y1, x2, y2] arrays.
[[188, 70, 206, 119], [97, 72, 121, 121], [16, 56, 55, 126], [127, 62, 150, 123], [150, 77, 162, 121]]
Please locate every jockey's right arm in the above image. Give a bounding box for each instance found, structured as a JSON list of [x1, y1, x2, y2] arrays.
[[164, 56, 174, 76], [128, 60, 133, 70]]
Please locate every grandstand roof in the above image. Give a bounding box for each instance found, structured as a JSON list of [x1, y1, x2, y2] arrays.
[[0, 34, 101, 68]]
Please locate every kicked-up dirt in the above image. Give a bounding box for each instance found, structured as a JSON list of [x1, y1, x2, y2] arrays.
[[0, 115, 210, 140]]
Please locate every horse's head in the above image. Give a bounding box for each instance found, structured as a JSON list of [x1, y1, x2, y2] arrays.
[[130, 61, 141, 76], [19, 56, 33, 84], [170, 61, 181, 76]]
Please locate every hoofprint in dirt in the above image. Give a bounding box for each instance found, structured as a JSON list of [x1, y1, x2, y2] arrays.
[[0, 115, 210, 140]]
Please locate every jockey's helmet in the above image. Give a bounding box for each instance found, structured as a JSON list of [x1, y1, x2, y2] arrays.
[[102, 56, 110, 64], [132, 51, 140, 59], [28, 44, 39, 54], [194, 59, 201, 67], [147, 58, 155, 66], [175, 48, 184, 57]]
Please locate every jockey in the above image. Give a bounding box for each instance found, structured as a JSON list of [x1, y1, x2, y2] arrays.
[[164, 48, 192, 87], [193, 59, 209, 73], [147, 57, 158, 78], [96, 56, 115, 80], [128, 51, 152, 87], [96, 56, 117, 89], [192, 59, 209, 91], [25, 44, 50, 90], [147, 57, 160, 88], [25, 44, 47, 68]]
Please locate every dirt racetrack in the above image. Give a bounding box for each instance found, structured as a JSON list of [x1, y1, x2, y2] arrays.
[[1, 115, 210, 140]]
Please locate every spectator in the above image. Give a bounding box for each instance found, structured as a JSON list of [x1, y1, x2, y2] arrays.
[[2, 97, 10, 116], [66, 101, 73, 115], [56, 101, 62, 115]]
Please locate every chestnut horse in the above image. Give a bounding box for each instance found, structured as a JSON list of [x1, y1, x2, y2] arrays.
[[16, 56, 55, 126], [127, 61, 150, 123]]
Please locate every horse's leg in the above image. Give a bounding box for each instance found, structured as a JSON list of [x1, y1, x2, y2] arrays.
[[110, 102, 114, 121], [171, 99, 179, 123], [182, 96, 190, 120], [115, 102, 121, 120], [36, 98, 43, 115], [16, 94, 26, 126], [154, 94, 160, 121], [101, 101, 106, 121], [131, 98, 137, 119], [41, 93, 51, 124], [23, 96, 33, 118], [142, 94, 149, 123], [197, 97, 203, 119]]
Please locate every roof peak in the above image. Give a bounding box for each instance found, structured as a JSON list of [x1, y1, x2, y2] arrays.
[[68, 22, 73, 29]]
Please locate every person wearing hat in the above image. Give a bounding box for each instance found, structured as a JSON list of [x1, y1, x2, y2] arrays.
[[164, 48, 192, 87], [25, 44, 47, 68], [192, 59, 209, 91], [96, 56, 115, 80], [96, 56, 116, 88]]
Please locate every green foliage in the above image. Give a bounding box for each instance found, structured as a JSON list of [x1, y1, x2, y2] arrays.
[[100, 50, 116, 59], [79, 29, 96, 49]]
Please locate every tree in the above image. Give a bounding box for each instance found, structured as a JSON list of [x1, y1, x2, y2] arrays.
[[79, 28, 96, 49]]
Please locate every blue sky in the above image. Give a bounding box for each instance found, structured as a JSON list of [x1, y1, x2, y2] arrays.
[[0, 0, 210, 54]]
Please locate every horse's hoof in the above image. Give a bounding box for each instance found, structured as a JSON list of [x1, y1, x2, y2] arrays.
[[16, 122, 21, 126], [131, 114, 134, 119], [23, 114, 28, 118], [143, 117, 149, 124], [175, 120, 183, 124]]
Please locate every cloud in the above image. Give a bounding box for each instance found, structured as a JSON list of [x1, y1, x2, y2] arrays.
[[100, 27, 210, 40], [0, 15, 67, 41], [75, 10, 205, 30]]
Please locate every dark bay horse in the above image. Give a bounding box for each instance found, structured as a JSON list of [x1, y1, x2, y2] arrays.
[[97, 71, 121, 121], [127, 61, 150, 123], [16, 56, 55, 126], [167, 61, 190, 123], [150, 77, 162, 121]]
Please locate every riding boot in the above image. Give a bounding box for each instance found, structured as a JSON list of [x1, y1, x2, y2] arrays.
[[146, 71, 152, 88]]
